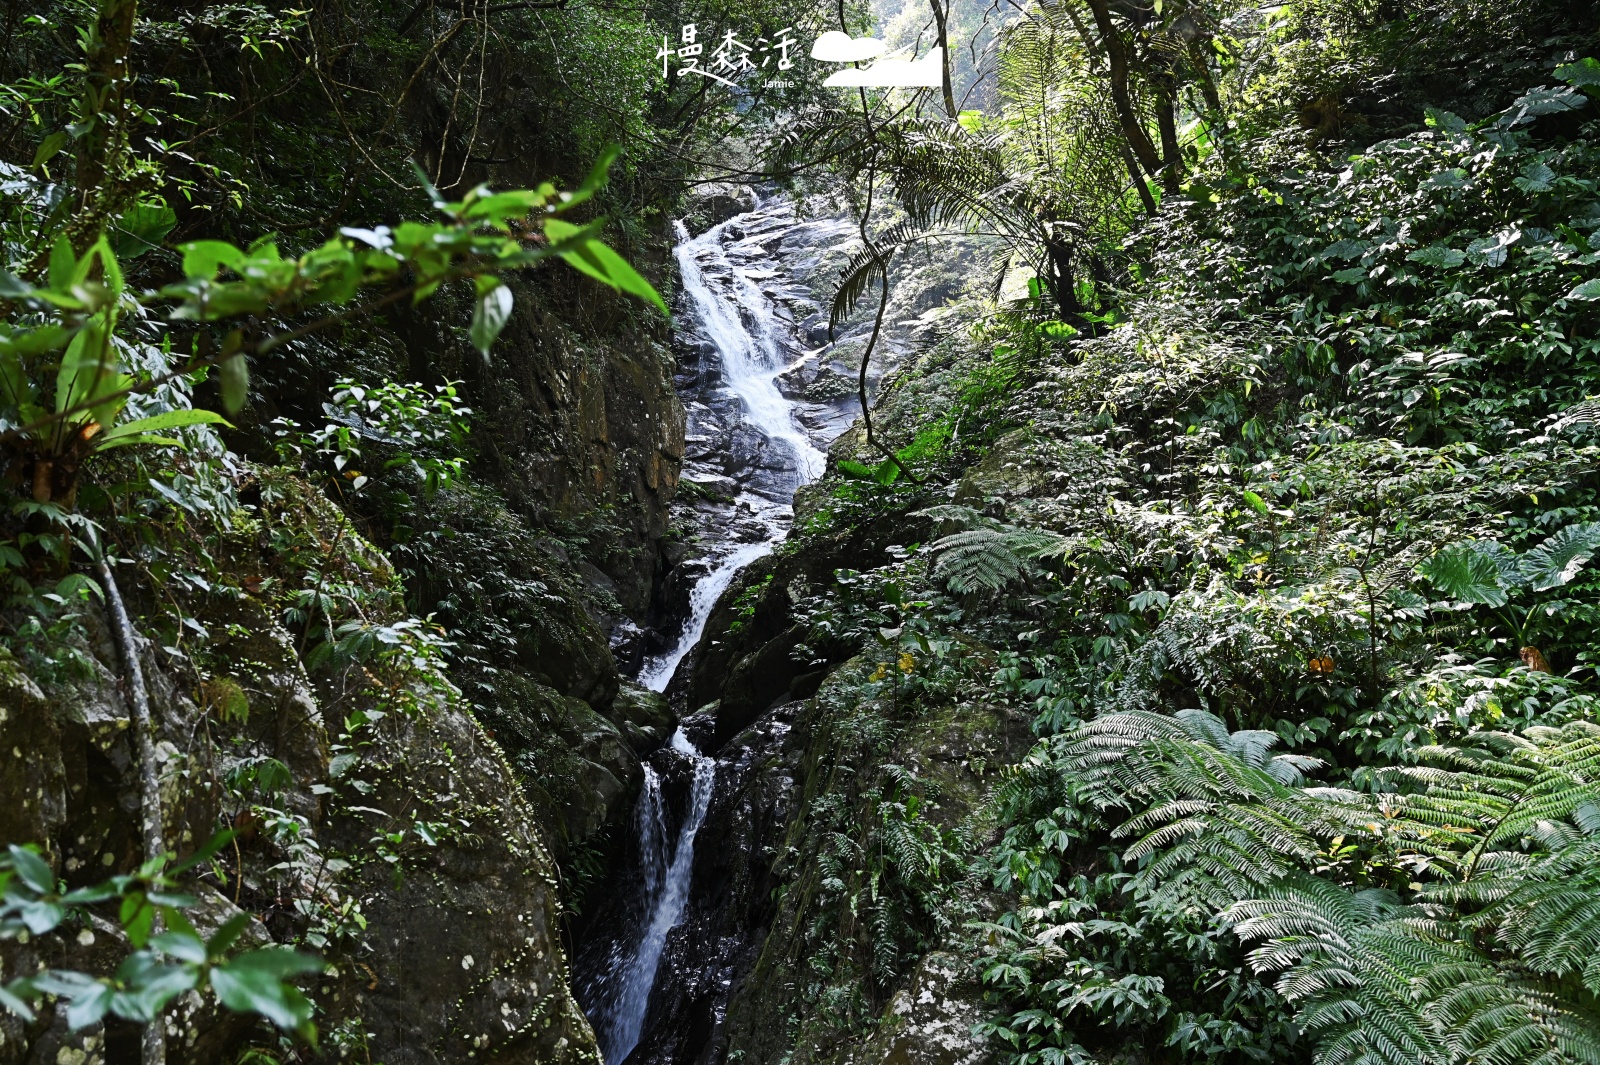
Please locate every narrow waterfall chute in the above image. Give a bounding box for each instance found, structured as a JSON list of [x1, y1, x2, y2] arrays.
[[583, 198, 832, 1064], [633, 211, 825, 695], [595, 730, 716, 1064]]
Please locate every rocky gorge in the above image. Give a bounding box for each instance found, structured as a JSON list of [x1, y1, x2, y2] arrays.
[[565, 188, 1005, 1065], [9, 3, 1597, 1062]]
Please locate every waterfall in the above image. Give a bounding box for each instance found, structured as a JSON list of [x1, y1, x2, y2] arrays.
[[586, 198, 827, 1064], [636, 541, 770, 692], [595, 729, 716, 1064], [635, 208, 825, 694]]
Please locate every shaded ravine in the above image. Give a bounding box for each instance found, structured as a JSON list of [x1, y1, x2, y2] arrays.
[[576, 195, 844, 1065]]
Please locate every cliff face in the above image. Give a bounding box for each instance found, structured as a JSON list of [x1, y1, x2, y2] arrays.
[[594, 624, 1032, 1065], [0, 9, 696, 1057], [0, 475, 603, 1065], [405, 268, 688, 621], [390, 273, 689, 871]]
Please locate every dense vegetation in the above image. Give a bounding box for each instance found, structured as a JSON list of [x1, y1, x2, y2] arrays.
[[703, 2, 1600, 1064], [0, 0, 798, 1058], [4, 0, 1600, 1062]]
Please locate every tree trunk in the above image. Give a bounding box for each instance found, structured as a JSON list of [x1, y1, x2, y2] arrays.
[[1155, 83, 1182, 193], [72, 0, 139, 244], [930, 0, 957, 118], [97, 559, 168, 1065], [850, 89, 918, 484], [1083, 0, 1163, 179], [1121, 142, 1158, 215], [1044, 239, 1080, 320], [1187, 38, 1238, 174]]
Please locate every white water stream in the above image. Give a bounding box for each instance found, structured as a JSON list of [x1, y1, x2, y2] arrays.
[[591, 199, 824, 1063], [635, 209, 825, 693], [596, 730, 716, 1063]]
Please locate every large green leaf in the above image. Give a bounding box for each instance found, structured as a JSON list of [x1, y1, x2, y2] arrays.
[[1520, 523, 1600, 592], [469, 282, 514, 360], [1421, 546, 1507, 607], [204, 912, 255, 957], [1406, 245, 1466, 269], [1556, 57, 1600, 89], [108, 952, 197, 1021], [1502, 86, 1588, 126], [210, 948, 321, 1038], [110, 203, 177, 260], [545, 219, 668, 315], [220, 354, 249, 415], [0, 979, 37, 1022], [95, 409, 231, 448], [47, 236, 74, 292], [54, 313, 128, 428], [556, 144, 621, 213], [180, 240, 246, 280], [62, 980, 114, 1030], [8, 846, 54, 894]]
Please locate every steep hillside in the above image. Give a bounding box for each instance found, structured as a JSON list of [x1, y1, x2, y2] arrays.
[[0, 0, 707, 1060], [6, 0, 1600, 1064], [670, 10, 1600, 1065]]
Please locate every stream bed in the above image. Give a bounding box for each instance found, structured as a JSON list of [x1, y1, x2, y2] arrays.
[[573, 193, 855, 1065]]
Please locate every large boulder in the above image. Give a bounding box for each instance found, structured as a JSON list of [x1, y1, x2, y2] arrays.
[[681, 183, 760, 237]]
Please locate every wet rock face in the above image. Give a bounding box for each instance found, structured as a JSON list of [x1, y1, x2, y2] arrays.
[[466, 284, 687, 622], [857, 952, 993, 1065], [681, 184, 761, 238], [646, 190, 965, 713], [323, 675, 597, 1065], [673, 503, 934, 749], [709, 661, 1028, 1065], [643, 196, 862, 669], [567, 189, 1003, 1065], [481, 674, 642, 851], [0, 650, 67, 858], [386, 265, 685, 630]]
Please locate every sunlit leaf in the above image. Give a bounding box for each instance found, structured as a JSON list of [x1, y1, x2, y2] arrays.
[[1421, 546, 1507, 607], [469, 283, 514, 361]]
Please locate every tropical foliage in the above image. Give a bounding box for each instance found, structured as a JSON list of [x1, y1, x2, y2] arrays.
[[756, 2, 1600, 1064]]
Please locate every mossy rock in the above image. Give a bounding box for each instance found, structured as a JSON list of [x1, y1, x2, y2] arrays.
[[479, 673, 641, 852]]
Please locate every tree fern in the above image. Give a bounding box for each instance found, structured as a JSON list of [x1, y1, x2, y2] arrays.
[[1040, 709, 1600, 1063], [1228, 875, 1600, 1065], [1384, 722, 1600, 878]]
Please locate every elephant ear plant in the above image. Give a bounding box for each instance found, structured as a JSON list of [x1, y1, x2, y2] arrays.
[[1419, 522, 1600, 670]]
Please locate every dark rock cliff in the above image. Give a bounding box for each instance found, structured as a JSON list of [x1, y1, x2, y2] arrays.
[[0, 477, 601, 1065]]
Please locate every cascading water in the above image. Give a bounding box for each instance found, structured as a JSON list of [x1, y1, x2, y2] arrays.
[[583, 194, 832, 1064], [635, 205, 826, 694], [594, 730, 716, 1063]]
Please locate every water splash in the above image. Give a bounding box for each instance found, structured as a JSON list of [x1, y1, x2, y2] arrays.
[[595, 730, 716, 1064]]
